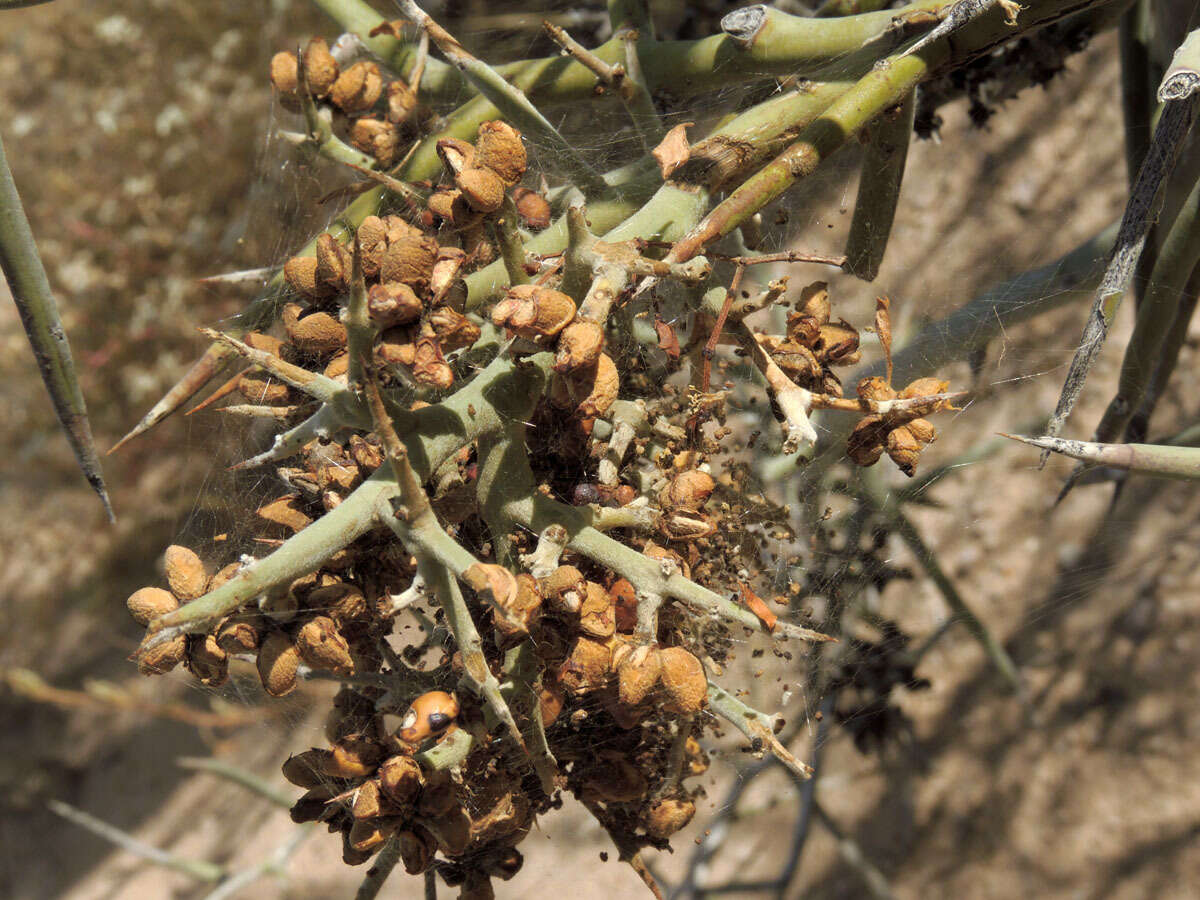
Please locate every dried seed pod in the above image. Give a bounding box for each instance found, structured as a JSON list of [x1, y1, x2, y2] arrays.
[[437, 137, 476, 176], [856, 375, 896, 402], [456, 166, 505, 214], [342, 831, 376, 866], [324, 736, 385, 778], [302, 37, 339, 98], [617, 644, 662, 708], [349, 434, 384, 472], [551, 353, 619, 418], [283, 255, 329, 300], [126, 587, 178, 627], [244, 332, 285, 357], [350, 117, 403, 167], [377, 325, 418, 367], [136, 632, 187, 676], [357, 215, 388, 278], [511, 187, 550, 230], [661, 510, 717, 542], [659, 470, 715, 513], [645, 798, 696, 839], [284, 308, 347, 355], [609, 578, 638, 633], [326, 348, 350, 381], [330, 61, 383, 114], [846, 415, 888, 468], [427, 188, 459, 221], [398, 691, 459, 743], [815, 321, 861, 364], [786, 309, 822, 348], [797, 281, 831, 322], [237, 371, 292, 405], [378, 754, 423, 807], [290, 784, 336, 823], [282, 748, 333, 788], [658, 646, 707, 714], [494, 574, 542, 642], [352, 779, 387, 820], [906, 417, 937, 444], [367, 282, 423, 328], [899, 376, 949, 399], [296, 615, 355, 676], [258, 631, 300, 697], [763, 336, 822, 385], [578, 581, 616, 639], [257, 494, 314, 533], [431, 247, 468, 308], [315, 234, 351, 293], [428, 306, 481, 352], [411, 335, 454, 390], [553, 321, 604, 373], [491, 284, 576, 340], [269, 52, 300, 108], [348, 818, 391, 853], [474, 120, 526, 186], [386, 78, 418, 124], [885, 424, 922, 476], [215, 617, 261, 655], [306, 583, 368, 626], [380, 235, 438, 290], [558, 636, 613, 696], [397, 826, 438, 875], [185, 634, 228, 686], [538, 565, 586, 615]]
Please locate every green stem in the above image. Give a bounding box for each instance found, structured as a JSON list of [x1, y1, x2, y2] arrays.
[[671, 0, 1112, 263], [0, 128, 112, 519], [355, 837, 401, 900], [177, 757, 293, 809], [844, 88, 915, 281], [414, 556, 536, 785], [1090, 169, 1200, 444], [493, 196, 531, 288], [1046, 45, 1199, 448], [416, 726, 474, 769], [395, 0, 607, 196], [706, 683, 812, 779], [346, 238, 373, 393], [147, 352, 552, 638], [1006, 433, 1200, 480], [48, 800, 225, 883]]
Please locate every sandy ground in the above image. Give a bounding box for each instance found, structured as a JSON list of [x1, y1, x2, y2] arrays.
[[3, 2, 1200, 899]]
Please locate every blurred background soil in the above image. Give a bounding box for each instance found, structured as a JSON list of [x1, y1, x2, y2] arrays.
[[2, 1, 1199, 898]]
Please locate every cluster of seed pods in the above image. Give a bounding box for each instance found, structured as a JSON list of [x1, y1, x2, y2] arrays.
[[119, 18, 967, 896]]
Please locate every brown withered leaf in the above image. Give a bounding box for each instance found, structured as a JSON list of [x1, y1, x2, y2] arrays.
[[654, 315, 681, 360], [875, 295, 893, 385], [737, 582, 777, 633], [652, 122, 694, 179]]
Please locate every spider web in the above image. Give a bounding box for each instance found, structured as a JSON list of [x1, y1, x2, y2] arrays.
[[143, 3, 1175, 896]]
